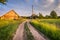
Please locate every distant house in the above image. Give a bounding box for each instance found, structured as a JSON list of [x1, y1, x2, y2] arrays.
[[1, 10, 20, 20]]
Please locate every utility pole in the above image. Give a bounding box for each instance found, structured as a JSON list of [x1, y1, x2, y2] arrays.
[[32, 5, 34, 15], [30, 5, 34, 19]]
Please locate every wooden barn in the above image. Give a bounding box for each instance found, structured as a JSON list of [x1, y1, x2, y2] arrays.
[[1, 10, 20, 20]]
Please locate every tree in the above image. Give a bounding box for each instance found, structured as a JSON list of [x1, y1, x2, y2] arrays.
[[50, 10, 57, 18], [31, 14, 38, 19], [0, 0, 7, 4], [45, 15, 51, 19], [39, 13, 44, 19], [58, 16, 60, 19]]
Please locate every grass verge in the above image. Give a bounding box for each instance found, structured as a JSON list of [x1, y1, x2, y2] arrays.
[[23, 22, 34, 40], [0, 19, 24, 40]]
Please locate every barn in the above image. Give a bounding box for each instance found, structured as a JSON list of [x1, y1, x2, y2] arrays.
[[1, 10, 20, 20]]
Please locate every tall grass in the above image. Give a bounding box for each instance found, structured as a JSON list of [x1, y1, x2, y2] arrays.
[[30, 20, 60, 40], [38, 19, 60, 24], [0, 19, 24, 40], [37, 19, 60, 28]]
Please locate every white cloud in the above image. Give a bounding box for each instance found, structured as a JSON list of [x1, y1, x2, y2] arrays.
[[58, 0, 60, 8], [46, 0, 54, 3], [43, 5, 50, 7], [58, 5, 60, 8], [34, 0, 38, 3], [25, 0, 55, 8], [43, 0, 55, 7]]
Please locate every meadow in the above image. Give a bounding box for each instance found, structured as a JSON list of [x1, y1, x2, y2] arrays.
[[30, 19, 60, 40], [0, 19, 24, 40]]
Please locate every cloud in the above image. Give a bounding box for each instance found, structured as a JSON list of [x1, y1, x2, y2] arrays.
[[58, 0, 60, 8], [55, 0, 60, 9], [32, 0, 55, 8], [34, 0, 55, 4], [43, 0, 55, 7], [46, 0, 54, 3], [25, 0, 29, 2], [34, 0, 38, 3], [25, 0, 39, 4], [58, 5, 60, 8]]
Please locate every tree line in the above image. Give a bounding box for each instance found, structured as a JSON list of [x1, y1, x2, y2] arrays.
[[31, 10, 60, 19]]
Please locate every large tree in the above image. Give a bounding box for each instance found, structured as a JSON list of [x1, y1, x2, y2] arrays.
[[0, 0, 7, 4], [39, 13, 44, 19], [50, 10, 57, 18]]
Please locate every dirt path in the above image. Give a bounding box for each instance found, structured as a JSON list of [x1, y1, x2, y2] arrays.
[[13, 20, 49, 40], [27, 22, 47, 40], [13, 21, 26, 40]]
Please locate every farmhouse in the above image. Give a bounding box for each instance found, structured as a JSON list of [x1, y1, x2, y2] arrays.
[[1, 10, 20, 20]]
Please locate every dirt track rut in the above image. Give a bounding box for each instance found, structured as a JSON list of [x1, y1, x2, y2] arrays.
[[27, 22, 47, 40]]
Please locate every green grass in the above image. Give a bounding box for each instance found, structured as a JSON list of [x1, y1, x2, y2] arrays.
[[38, 19, 60, 24], [30, 19, 60, 40], [0, 19, 24, 40], [37, 19, 60, 28], [24, 22, 34, 40]]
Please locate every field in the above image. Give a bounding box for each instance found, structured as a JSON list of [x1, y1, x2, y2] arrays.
[[30, 19, 60, 40], [0, 19, 60, 40], [0, 19, 24, 40]]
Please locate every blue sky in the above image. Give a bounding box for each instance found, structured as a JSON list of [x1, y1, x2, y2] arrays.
[[0, 0, 60, 16]]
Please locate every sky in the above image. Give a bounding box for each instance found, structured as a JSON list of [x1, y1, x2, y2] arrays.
[[0, 0, 60, 16]]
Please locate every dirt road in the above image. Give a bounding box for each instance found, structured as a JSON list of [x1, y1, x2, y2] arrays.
[[13, 21, 26, 40], [13, 20, 49, 40], [27, 21, 47, 40]]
